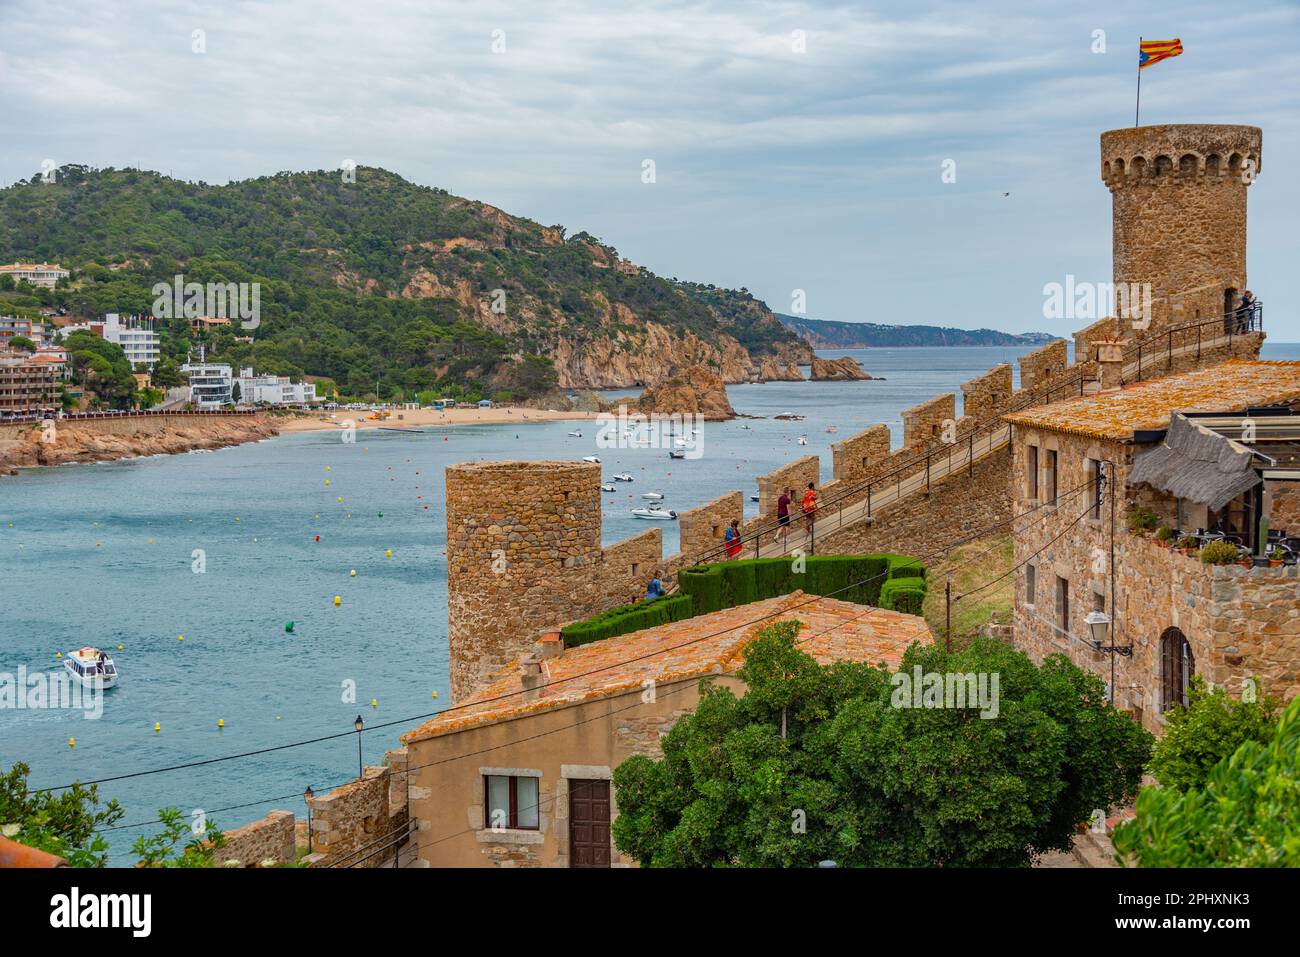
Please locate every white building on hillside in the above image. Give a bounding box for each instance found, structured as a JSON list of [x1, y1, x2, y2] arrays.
[[235, 367, 318, 405], [181, 362, 233, 408], [0, 263, 69, 288], [60, 314, 160, 370]]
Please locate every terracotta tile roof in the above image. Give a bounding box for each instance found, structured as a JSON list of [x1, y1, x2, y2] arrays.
[[1003, 361, 1300, 440], [401, 592, 933, 743]]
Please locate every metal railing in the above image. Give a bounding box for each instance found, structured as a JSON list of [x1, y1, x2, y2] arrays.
[[685, 305, 1264, 567], [0, 407, 259, 425]]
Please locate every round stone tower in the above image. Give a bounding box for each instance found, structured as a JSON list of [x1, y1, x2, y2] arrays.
[[445, 460, 603, 701], [1100, 124, 1261, 334]]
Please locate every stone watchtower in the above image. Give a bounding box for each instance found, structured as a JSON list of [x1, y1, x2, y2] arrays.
[[445, 461, 604, 701], [1100, 124, 1261, 334]]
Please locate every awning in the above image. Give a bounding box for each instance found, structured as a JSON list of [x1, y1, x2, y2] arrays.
[[1130, 414, 1260, 510]]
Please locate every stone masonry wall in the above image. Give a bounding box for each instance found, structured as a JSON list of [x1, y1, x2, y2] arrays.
[[677, 491, 744, 563], [901, 393, 956, 450], [600, 527, 664, 606], [307, 765, 403, 868], [757, 455, 820, 516], [960, 364, 1014, 421], [214, 810, 296, 867], [1073, 316, 1119, 365], [1019, 339, 1069, 392], [831, 423, 890, 484]]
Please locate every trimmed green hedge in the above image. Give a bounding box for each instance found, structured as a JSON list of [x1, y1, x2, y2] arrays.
[[560, 594, 694, 648], [879, 578, 927, 615], [561, 552, 926, 650]]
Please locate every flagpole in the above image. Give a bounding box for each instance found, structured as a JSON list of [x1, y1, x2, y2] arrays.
[[1135, 36, 1142, 127]]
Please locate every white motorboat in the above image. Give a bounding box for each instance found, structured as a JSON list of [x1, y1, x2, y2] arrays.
[[673, 437, 689, 448], [63, 647, 118, 689], [669, 449, 686, 459], [739, 424, 752, 430], [632, 505, 677, 520], [613, 473, 633, 482], [582, 455, 600, 464], [567, 429, 583, 438], [641, 492, 664, 500], [750, 494, 760, 502], [797, 435, 808, 445], [600, 484, 616, 492]]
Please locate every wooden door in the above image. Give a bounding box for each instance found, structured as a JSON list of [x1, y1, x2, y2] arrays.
[[568, 779, 611, 868]]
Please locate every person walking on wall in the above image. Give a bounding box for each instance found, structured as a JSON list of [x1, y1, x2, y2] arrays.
[[801, 481, 818, 538], [724, 518, 743, 558], [645, 575, 665, 602], [773, 486, 793, 548]]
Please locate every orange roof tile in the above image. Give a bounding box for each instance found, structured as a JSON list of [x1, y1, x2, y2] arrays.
[[401, 592, 933, 744], [1003, 361, 1300, 440]]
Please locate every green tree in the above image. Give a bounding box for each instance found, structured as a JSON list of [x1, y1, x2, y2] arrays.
[[1113, 695, 1300, 866], [132, 807, 225, 867], [1148, 675, 1278, 791], [613, 625, 1151, 867], [0, 762, 123, 867], [64, 330, 136, 409], [6, 334, 36, 352]]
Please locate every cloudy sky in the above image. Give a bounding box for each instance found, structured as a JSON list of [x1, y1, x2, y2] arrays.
[[2, 0, 1297, 339]]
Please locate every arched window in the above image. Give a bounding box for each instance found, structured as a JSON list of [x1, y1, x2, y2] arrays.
[[1160, 627, 1194, 712]]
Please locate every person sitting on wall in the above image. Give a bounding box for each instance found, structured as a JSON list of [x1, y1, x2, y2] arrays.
[[724, 519, 743, 558], [645, 575, 666, 602]]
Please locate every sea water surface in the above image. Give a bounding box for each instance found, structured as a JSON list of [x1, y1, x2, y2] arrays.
[[2, 343, 1297, 859]]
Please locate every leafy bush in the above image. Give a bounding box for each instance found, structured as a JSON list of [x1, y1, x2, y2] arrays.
[[613, 629, 1152, 867], [132, 807, 225, 867], [0, 762, 122, 867], [560, 594, 693, 648], [1155, 525, 1174, 543], [1199, 540, 1240, 565], [1113, 695, 1300, 866], [1148, 676, 1277, 791]]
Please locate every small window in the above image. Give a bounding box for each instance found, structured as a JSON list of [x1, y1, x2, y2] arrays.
[[1025, 562, 1036, 606], [1045, 450, 1058, 506], [484, 775, 539, 830], [1055, 576, 1069, 634], [1026, 445, 1039, 500]]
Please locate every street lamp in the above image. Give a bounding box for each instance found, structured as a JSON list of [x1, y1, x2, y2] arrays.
[[1085, 610, 1111, 650], [354, 715, 364, 778], [304, 785, 314, 853]]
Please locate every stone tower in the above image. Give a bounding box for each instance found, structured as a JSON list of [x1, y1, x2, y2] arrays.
[[445, 460, 604, 701], [1100, 124, 1262, 334]]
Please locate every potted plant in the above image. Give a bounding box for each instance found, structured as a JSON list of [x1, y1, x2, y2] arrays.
[[1199, 540, 1239, 566], [1155, 526, 1174, 548], [1268, 546, 1285, 568], [1127, 507, 1158, 537], [1177, 535, 1199, 556]]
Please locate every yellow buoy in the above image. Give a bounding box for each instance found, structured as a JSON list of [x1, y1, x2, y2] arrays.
[[333, 595, 342, 606], [276, 715, 281, 720], [55, 651, 62, 658], [432, 691, 437, 698], [326, 466, 332, 472], [371, 698, 377, 708], [154, 722, 161, 732], [337, 497, 343, 503], [117, 645, 123, 651], [68, 737, 75, 747], [178, 634, 184, 641], [218, 718, 224, 728], [147, 538, 154, 544], [385, 549, 392, 557], [350, 569, 357, 577], [325, 479, 331, 486], [235, 517, 241, 522]]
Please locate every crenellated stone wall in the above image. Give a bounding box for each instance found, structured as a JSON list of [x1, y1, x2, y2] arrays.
[[1073, 317, 1120, 366], [1019, 339, 1069, 392], [756, 455, 820, 516], [901, 393, 956, 450], [306, 765, 406, 868], [677, 491, 744, 562], [960, 364, 1014, 421], [600, 527, 665, 605], [831, 424, 891, 484], [214, 810, 296, 867]]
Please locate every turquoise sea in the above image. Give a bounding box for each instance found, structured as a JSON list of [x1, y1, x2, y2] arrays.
[[2, 342, 1297, 860]]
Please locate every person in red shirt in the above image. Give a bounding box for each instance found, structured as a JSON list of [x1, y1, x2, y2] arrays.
[[801, 481, 818, 535]]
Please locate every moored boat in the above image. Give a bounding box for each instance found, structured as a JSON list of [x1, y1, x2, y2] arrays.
[[63, 647, 118, 689]]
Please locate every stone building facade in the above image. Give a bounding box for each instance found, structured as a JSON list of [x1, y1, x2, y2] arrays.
[[1005, 362, 1300, 734], [1102, 124, 1262, 334]]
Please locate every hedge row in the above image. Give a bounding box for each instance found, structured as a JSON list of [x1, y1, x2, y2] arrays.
[[560, 594, 694, 648], [879, 577, 927, 615], [678, 553, 926, 617]]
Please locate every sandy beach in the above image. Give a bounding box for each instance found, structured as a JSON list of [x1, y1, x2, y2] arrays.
[[276, 405, 598, 433]]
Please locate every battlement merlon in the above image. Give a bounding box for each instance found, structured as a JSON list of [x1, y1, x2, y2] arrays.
[[1100, 124, 1262, 189]]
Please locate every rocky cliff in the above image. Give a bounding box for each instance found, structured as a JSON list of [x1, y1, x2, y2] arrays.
[[810, 356, 872, 381], [757, 357, 805, 382], [634, 365, 736, 420], [0, 416, 280, 473]]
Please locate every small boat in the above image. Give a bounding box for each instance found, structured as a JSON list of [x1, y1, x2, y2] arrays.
[[750, 494, 760, 502], [669, 449, 686, 459], [641, 492, 664, 500], [63, 647, 118, 689], [613, 473, 634, 482], [673, 437, 689, 448], [582, 455, 600, 464], [825, 426, 838, 434], [600, 484, 616, 492], [739, 424, 752, 430], [797, 435, 808, 446], [567, 429, 583, 438], [632, 506, 677, 520]]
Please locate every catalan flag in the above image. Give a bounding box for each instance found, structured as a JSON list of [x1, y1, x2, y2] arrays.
[[1139, 38, 1183, 69]]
